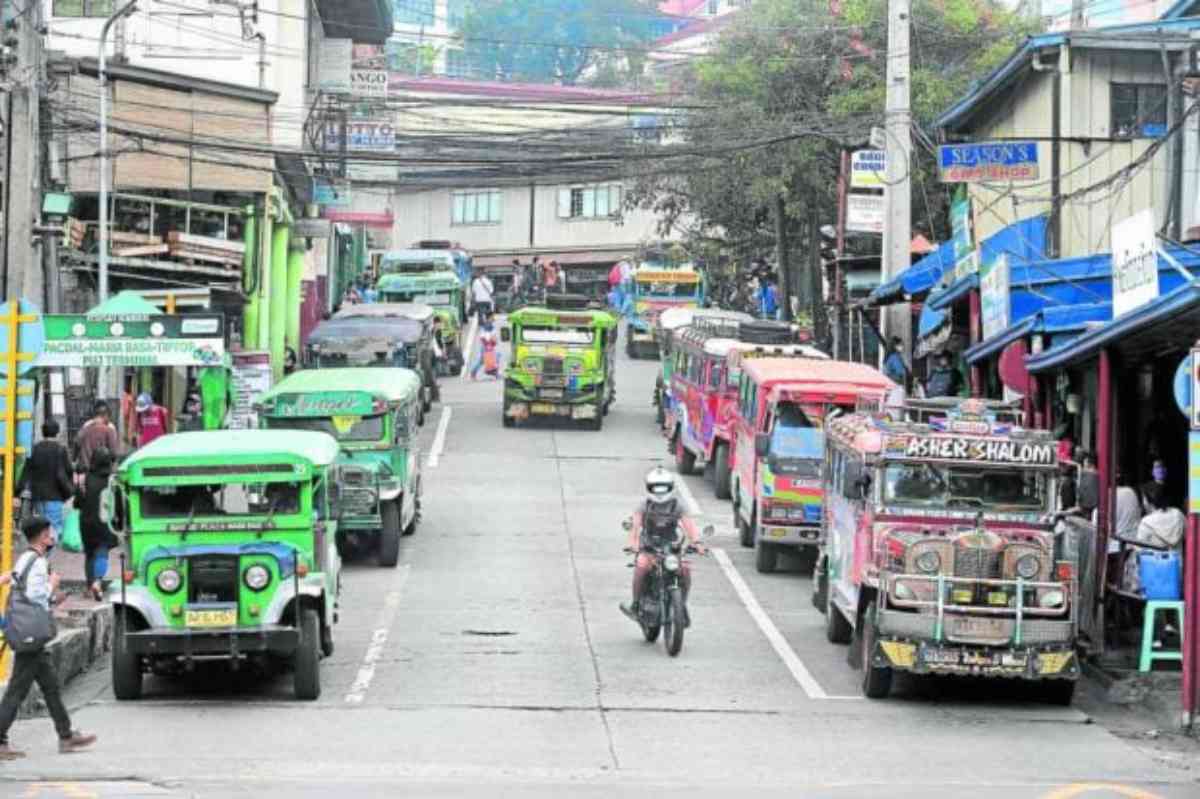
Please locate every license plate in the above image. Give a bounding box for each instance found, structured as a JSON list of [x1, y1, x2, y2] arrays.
[[767, 527, 789, 539], [531, 402, 557, 414], [540, 389, 564, 399], [948, 616, 1008, 640], [951, 589, 974, 604], [185, 608, 237, 628], [987, 591, 1010, 606]]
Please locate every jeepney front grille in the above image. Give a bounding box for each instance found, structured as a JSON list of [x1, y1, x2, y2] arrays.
[[341, 468, 371, 487], [954, 544, 1001, 580], [537, 375, 567, 388], [341, 488, 378, 515], [543, 357, 564, 375], [188, 556, 238, 604]]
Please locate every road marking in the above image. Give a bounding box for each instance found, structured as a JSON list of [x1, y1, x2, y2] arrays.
[[460, 313, 480, 380], [1042, 784, 1164, 799], [345, 566, 410, 705], [426, 406, 452, 468], [712, 547, 829, 699]]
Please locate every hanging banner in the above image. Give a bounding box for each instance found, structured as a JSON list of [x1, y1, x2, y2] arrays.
[[846, 193, 884, 234], [35, 314, 225, 368], [313, 178, 352, 208], [351, 44, 389, 97], [1111, 208, 1158, 318], [938, 141, 1039, 183], [229, 351, 273, 430], [949, 194, 976, 282], [980, 253, 1010, 340], [850, 150, 886, 189]]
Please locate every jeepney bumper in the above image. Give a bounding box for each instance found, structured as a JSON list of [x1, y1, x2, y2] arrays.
[[757, 524, 823, 547], [870, 631, 1078, 681], [505, 380, 601, 420], [123, 626, 299, 658], [506, 400, 599, 420]]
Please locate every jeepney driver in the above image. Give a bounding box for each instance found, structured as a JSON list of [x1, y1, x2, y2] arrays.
[[620, 467, 707, 621]]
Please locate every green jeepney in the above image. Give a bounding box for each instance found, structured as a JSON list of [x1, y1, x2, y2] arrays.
[[109, 430, 341, 701], [376, 271, 465, 376], [500, 296, 618, 431], [256, 368, 423, 568]]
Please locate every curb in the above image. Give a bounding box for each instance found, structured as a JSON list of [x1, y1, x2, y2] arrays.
[[2, 601, 112, 718]]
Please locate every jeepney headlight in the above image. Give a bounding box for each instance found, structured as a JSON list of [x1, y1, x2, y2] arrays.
[[788, 508, 805, 521], [156, 568, 182, 594], [244, 564, 271, 592], [915, 550, 941, 574], [894, 582, 916, 601], [663, 554, 681, 572], [1016, 554, 1041, 580], [523, 357, 541, 371], [566, 359, 584, 374], [1039, 589, 1065, 608]]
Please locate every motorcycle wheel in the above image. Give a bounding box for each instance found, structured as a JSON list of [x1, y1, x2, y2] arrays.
[[664, 587, 685, 657]]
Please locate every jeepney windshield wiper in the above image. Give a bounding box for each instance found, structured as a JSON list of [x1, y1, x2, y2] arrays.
[[180, 499, 198, 541], [946, 496, 984, 508], [260, 499, 280, 538]]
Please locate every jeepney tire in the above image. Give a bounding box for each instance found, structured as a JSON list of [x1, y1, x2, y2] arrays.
[[502, 407, 515, 428], [378, 501, 402, 568], [713, 444, 732, 500], [754, 536, 778, 574], [112, 612, 144, 701], [585, 412, 603, 432], [860, 602, 893, 699], [735, 497, 754, 549], [824, 577, 853, 644], [294, 608, 322, 701], [674, 432, 696, 475], [403, 482, 420, 537], [655, 397, 665, 427], [321, 622, 335, 658], [626, 334, 635, 359], [1043, 680, 1076, 706]]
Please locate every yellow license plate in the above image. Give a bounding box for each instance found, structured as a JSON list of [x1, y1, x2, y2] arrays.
[[767, 527, 789, 539], [987, 591, 1009, 606], [531, 402, 557, 414], [951, 589, 974, 604], [185, 609, 237, 628]]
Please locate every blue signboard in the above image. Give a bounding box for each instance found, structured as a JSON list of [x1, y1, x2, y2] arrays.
[[313, 178, 351, 208], [939, 141, 1039, 183]]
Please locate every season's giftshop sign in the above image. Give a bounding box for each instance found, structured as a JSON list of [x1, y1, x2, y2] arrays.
[[939, 141, 1039, 183], [885, 434, 1055, 466], [36, 314, 225, 368]]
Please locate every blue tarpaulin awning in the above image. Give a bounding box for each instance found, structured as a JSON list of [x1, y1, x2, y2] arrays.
[[963, 302, 1111, 364], [867, 242, 955, 306]]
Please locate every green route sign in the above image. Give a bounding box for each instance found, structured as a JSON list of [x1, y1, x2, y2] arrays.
[[35, 313, 226, 368], [266, 391, 377, 418]]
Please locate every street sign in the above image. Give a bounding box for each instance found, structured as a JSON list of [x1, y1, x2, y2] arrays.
[[850, 150, 886, 189], [949, 193, 976, 282], [36, 313, 225, 368], [0, 299, 45, 377], [980, 253, 1010, 339], [846, 193, 884, 234], [1174, 351, 1191, 419], [1111, 209, 1158, 317], [313, 178, 352, 208], [293, 218, 333, 239], [938, 141, 1039, 183]]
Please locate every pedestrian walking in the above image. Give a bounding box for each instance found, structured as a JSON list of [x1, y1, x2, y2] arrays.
[[0, 516, 98, 759], [471, 316, 501, 381], [74, 401, 119, 475], [78, 447, 121, 601], [14, 420, 74, 537], [133, 393, 170, 449], [470, 270, 495, 322]]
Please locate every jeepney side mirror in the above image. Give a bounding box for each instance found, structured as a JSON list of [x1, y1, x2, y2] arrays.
[[856, 473, 873, 500], [500, 327, 511, 343], [621, 518, 633, 531], [754, 433, 770, 458]]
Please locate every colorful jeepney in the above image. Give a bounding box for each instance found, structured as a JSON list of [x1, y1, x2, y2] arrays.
[[501, 297, 618, 430], [625, 265, 704, 359], [816, 399, 1077, 701], [653, 307, 752, 427], [731, 358, 894, 573], [376, 267, 466, 375], [256, 368, 423, 567], [669, 326, 827, 501], [109, 430, 342, 701]]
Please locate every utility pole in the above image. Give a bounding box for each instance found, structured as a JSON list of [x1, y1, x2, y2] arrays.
[[881, 0, 912, 363], [4, 0, 45, 306], [1070, 0, 1085, 30], [774, 196, 791, 322]]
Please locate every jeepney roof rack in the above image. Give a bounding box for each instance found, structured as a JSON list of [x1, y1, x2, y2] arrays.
[[545, 293, 592, 310], [887, 397, 1026, 426], [738, 320, 796, 346], [690, 316, 743, 338]]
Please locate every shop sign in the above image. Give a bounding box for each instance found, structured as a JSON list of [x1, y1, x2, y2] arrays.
[[322, 121, 395, 152], [313, 178, 351, 208], [850, 150, 886, 189], [949, 194, 976, 282], [980, 253, 1010, 340], [1111, 208, 1159, 317], [270, 392, 375, 418], [885, 434, 1055, 466], [1191, 349, 1200, 430], [846, 193, 884, 234], [938, 141, 1039, 183], [293, 218, 332, 240], [1190, 432, 1200, 513], [35, 314, 225, 368], [318, 38, 352, 94], [229, 351, 272, 430]]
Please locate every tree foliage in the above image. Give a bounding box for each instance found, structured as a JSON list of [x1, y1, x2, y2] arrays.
[[457, 0, 661, 85]]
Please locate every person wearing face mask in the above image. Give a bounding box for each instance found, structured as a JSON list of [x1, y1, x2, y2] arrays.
[[1146, 459, 1168, 512]]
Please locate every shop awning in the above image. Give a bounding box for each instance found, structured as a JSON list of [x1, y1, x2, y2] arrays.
[[963, 316, 1036, 364], [865, 242, 953, 306], [1027, 279, 1200, 373], [963, 302, 1111, 365], [87, 291, 161, 316]]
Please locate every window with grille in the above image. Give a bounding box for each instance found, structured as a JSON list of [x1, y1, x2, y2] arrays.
[[1111, 83, 1168, 139], [557, 184, 623, 220], [452, 189, 503, 225]]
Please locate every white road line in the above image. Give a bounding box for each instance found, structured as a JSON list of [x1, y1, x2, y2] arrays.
[[460, 313, 480, 380], [345, 566, 410, 705], [712, 547, 829, 700], [426, 405, 452, 468]]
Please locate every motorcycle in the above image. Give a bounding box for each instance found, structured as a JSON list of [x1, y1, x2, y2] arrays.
[[623, 518, 713, 657]]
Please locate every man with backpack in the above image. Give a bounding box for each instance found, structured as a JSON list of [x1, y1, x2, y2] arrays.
[[0, 516, 97, 759]]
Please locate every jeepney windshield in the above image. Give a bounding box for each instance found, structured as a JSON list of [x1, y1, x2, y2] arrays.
[[521, 327, 595, 346], [139, 482, 302, 518], [381, 260, 449, 275], [883, 463, 1049, 511], [265, 414, 387, 443], [769, 403, 823, 477], [636, 282, 699, 299]]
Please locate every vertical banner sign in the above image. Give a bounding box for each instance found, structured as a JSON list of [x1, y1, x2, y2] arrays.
[[950, 192, 976, 282], [230, 351, 273, 430], [846, 193, 885, 234], [318, 38, 352, 94], [1111, 208, 1159, 317], [1190, 432, 1200, 513], [980, 253, 1010, 339], [1191, 349, 1200, 430], [351, 44, 388, 97], [850, 150, 886, 189]]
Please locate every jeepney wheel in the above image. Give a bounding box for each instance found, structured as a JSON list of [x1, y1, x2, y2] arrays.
[[626, 334, 636, 359], [674, 432, 696, 475], [860, 602, 893, 699], [584, 406, 603, 431], [321, 622, 335, 658], [378, 500, 402, 568], [824, 571, 852, 644], [403, 480, 420, 537], [417, 403, 426, 428], [112, 611, 144, 701], [754, 534, 778, 574], [713, 443, 732, 500], [293, 608, 322, 701], [502, 404, 516, 428], [1043, 680, 1076, 706], [655, 392, 665, 427], [735, 495, 753, 549]]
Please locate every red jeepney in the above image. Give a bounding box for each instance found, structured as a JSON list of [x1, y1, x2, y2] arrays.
[[730, 358, 894, 573]]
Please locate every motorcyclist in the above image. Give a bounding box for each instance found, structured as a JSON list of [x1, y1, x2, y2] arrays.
[[620, 467, 707, 621]]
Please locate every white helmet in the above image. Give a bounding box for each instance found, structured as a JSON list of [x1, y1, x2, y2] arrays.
[[644, 466, 677, 507]]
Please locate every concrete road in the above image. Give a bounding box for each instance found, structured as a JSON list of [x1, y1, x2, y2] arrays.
[[1, 333, 1196, 798]]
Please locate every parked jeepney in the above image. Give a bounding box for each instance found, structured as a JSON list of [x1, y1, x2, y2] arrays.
[[109, 430, 341, 701], [331, 303, 440, 410], [376, 270, 466, 375], [815, 399, 1077, 702], [653, 307, 752, 428], [256, 368, 423, 567], [625, 265, 704, 359], [411, 240, 474, 286], [669, 323, 827, 501], [500, 295, 618, 430], [731, 358, 894, 573]]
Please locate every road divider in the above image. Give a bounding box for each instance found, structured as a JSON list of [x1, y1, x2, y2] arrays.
[[345, 566, 410, 705], [426, 406, 452, 468]]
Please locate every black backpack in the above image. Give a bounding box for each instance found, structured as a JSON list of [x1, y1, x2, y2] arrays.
[[643, 499, 682, 542]]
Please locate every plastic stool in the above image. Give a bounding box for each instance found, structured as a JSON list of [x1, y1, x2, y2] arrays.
[[1139, 600, 1185, 672]]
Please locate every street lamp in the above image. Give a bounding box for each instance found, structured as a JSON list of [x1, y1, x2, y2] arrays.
[[98, 0, 138, 304]]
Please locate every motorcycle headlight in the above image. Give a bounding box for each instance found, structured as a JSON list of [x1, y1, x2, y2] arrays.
[[663, 554, 681, 572], [1016, 554, 1041, 580], [156, 568, 182, 594], [244, 564, 271, 592], [915, 550, 941, 574], [1038, 589, 1065, 609]]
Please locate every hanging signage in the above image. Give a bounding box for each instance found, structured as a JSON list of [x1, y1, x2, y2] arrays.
[[318, 38, 352, 94], [35, 314, 225, 368], [980, 253, 1010, 339], [229, 351, 272, 430], [846, 193, 884, 234], [850, 150, 886, 189], [885, 434, 1056, 466], [351, 44, 388, 97], [938, 141, 1040, 183], [1190, 432, 1200, 513], [1111, 208, 1159, 318], [313, 178, 351, 208], [323, 121, 395, 152], [949, 194, 976, 282]]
